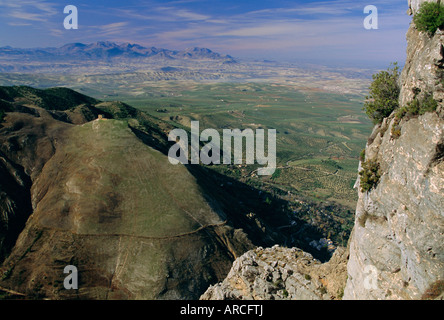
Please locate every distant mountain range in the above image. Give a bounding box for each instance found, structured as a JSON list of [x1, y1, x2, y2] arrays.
[[0, 41, 237, 63]]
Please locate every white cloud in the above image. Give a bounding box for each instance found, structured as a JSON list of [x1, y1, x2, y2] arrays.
[[0, 0, 58, 29], [8, 21, 33, 26], [216, 23, 303, 37], [0, 0, 57, 17], [9, 10, 47, 22], [98, 22, 129, 31], [92, 22, 131, 36], [175, 9, 210, 20]]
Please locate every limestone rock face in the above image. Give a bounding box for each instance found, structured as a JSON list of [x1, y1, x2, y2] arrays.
[[343, 112, 444, 300], [400, 2, 444, 110], [343, 2, 444, 299], [200, 245, 348, 300]]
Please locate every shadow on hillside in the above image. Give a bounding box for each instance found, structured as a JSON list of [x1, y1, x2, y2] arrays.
[[185, 164, 331, 262], [0, 152, 33, 265], [129, 116, 332, 261], [131, 126, 330, 261]]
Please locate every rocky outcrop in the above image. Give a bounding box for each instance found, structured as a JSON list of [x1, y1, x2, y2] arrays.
[[343, 0, 444, 299], [401, 1, 444, 109], [201, 245, 348, 300], [343, 111, 443, 299]]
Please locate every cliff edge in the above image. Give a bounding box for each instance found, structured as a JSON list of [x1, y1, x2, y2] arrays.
[[343, 0, 444, 299]]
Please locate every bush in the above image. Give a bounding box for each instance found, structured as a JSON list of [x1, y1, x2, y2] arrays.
[[359, 148, 366, 162], [413, 2, 444, 36], [417, 94, 439, 114], [364, 63, 400, 124], [359, 160, 381, 192], [396, 93, 438, 119], [391, 117, 402, 139], [271, 168, 281, 179]]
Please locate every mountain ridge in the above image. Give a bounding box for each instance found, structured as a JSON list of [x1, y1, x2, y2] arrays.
[[0, 41, 236, 63]]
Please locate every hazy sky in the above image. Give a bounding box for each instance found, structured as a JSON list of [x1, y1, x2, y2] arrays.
[[0, 0, 411, 67]]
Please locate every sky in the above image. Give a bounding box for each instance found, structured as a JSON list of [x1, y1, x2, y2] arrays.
[[0, 0, 412, 67]]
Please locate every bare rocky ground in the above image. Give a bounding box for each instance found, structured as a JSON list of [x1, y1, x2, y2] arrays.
[[201, 245, 348, 300]]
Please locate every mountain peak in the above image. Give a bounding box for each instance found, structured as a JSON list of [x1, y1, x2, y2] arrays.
[[93, 40, 116, 47], [185, 47, 213, 53]]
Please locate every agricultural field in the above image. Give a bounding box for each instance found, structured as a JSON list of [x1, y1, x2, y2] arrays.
[[120, 82, 373, 209], [103, 81, 373, 248], [0, 70, 374, 249]]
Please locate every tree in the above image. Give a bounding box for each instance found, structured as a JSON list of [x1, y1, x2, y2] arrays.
[[363, 62, 400, 124]]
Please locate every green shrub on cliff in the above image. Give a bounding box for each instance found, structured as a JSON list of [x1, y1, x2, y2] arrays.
[[364, 63, 400, 124], [413, 2, 444, 36], [395, 93, 438, 119], [359, 160, 381, 192]]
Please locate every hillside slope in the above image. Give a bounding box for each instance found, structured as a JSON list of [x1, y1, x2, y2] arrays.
[[0, 86, 253, 299], [2, 85, 337, 299]]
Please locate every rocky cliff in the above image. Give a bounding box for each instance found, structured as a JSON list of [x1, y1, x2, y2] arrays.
[[201, 245, 348, 300], [343, 0, 444, 300], [202, 0, 444, 300]]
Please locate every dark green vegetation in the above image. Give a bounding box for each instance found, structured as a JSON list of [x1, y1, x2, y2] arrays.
[[413, 2, 444, 36], [358, 160, 381, 193], [363, 63, 400, 124], [395, 92, 438, 119], [0, 86, 98, 110]]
